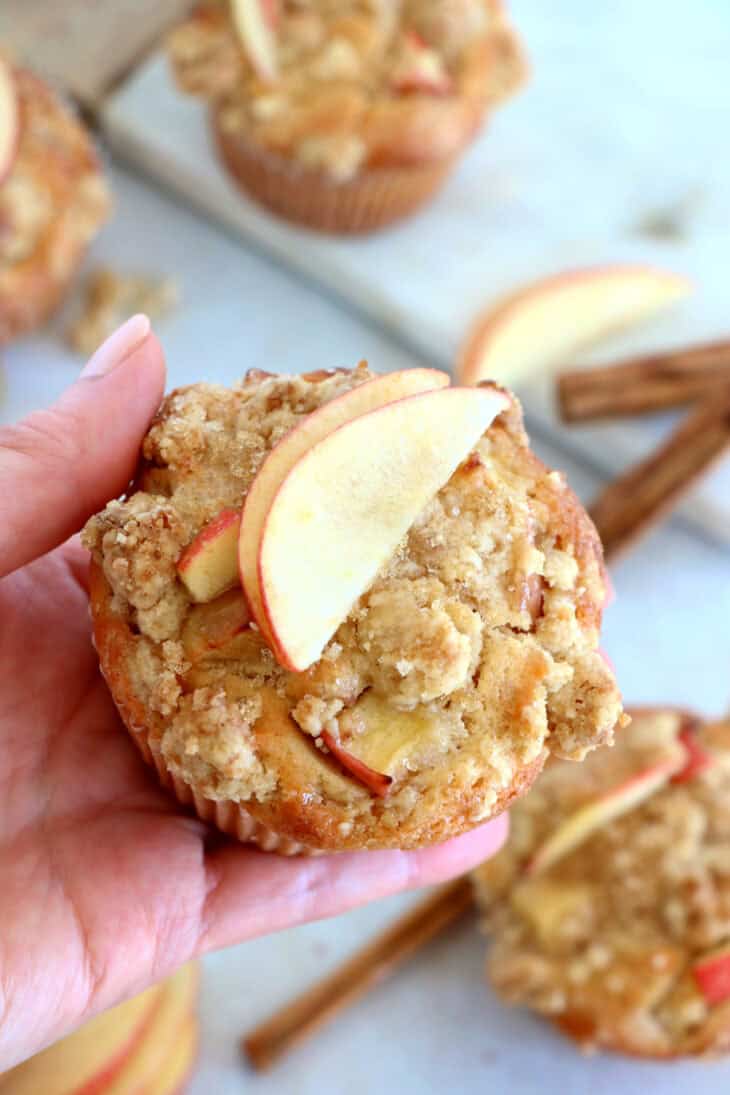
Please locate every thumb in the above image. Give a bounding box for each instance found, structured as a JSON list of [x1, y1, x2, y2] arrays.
[[0, 315, 166, 578]]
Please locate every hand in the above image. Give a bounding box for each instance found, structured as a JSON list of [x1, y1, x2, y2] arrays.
[[0, 317, 507, 1070]]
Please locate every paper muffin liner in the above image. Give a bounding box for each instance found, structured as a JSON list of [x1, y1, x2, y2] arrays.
[[212, 117, 460, 234], [123, 707, 319, 857]]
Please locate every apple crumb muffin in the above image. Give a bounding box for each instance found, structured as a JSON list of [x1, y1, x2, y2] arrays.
[[83, 366, 623, 854], [474, 709, 730, 1058], [0, 63, 111, 344], [167, 0, 526, 232]]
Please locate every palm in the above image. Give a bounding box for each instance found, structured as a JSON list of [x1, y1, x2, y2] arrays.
[[0, 323, 505, 1070], [0, 543, 211, 1065]]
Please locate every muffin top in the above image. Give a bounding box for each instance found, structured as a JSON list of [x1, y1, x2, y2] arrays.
[[0, 62, 109, 284], [168, 0, 526, 180], [474, 709, 730, 1058], [83, 367, 623, 851]]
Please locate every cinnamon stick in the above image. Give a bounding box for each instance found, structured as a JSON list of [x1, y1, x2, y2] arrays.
[[558, 339, 730, 423], [242, 877, 474, 1071], [590, 392, 730, 562]]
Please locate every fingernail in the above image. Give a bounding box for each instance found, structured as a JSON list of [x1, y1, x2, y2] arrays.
[[80, 314, 151, 379]]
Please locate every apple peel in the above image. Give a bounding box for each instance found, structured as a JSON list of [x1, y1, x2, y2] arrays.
[[693, 945, 730, 1007], [0, 58, 19, 186], [526, 749, 686, 877], [177, 508, 241, 603], [258, 385, 508, 672], [239, 368, 450, 640], [457, 265, 691, 388]]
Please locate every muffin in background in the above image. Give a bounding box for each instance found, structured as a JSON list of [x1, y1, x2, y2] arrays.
[[474, 709, 730, 1058], [0, 56, 110, 344], [167, 0, 526, 233]]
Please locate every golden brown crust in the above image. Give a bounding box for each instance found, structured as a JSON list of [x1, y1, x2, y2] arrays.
[[89, 557, 545, 851], [474, 707, 730, 1059], [0, 69, 110, 344], [84, 368, 622, 854]]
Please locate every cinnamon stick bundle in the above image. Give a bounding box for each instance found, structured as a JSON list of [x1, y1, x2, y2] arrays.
[[242, 877, 474, 1072], [590, 392, 730, 561], [558, 338, 730, 423]]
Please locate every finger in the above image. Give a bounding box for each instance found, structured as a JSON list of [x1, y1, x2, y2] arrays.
[[0, 316, 166, 578], [198, 815, 508, 953]]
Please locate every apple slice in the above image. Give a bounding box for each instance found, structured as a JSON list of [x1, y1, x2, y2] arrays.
[[391, 32, 452, 95], [239, 368, 450, 639], [671, 727, 715, 784], [321, 692, 444, 796], [231, 0, 279, 82], [142, 1017, 197, 1095], [526, 749, 686, 877], [177, 508, 241, 603], [693, 945, 730, 1007], [457, 266, 691, 388], [181, 588, 251, 662], [0, 982, 165, 1095], [258, 386, 507, 672], [0, 58, 19, 185]]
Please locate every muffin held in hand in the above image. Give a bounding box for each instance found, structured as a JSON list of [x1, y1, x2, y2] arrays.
[[167, 0, 526, 233], [83, 365, 623, 855], [474, 708, 730, 1058], [0, 57, 110, 344]]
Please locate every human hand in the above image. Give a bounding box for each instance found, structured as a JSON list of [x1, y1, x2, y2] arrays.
[[0, 317, 507, 1070]]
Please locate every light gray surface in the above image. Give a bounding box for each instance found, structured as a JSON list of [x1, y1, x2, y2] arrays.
[[101, 0, 730, 541], [3, 166, 730, 1093]]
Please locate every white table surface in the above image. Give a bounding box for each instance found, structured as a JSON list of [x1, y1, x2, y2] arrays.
[[101, 0, 730, 543], [3, 163, 730, 1094]]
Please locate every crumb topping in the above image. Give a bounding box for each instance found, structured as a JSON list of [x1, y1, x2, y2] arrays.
[[475, 712, 730, 1057], [83, 367, 622, 839], [167, 0, 525, 179], [66, 269, 178, 357]]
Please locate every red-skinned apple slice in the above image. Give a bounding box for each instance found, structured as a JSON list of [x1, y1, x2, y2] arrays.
[[231, 0, 279, 82], [457, 265, 691, 388], [671, 727, 715, 784], [693, 945, 730, 1007], [321, 731, 392, 797], [239, 368, 450, 640], [258, 385, 508, 672], [0, 982, 165, 1095], [0, 58, 19, 186], [177, 508, 241, 603], [526, 749, 686, 877]]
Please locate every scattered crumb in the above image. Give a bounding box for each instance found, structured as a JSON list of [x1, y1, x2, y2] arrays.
[[66, 268, 179, 356], [633, 189, 704, 241]]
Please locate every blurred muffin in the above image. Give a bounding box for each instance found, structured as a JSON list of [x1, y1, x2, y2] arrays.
[[167, 0, 526, 233], [0, 57, 110, 344], [83, 365, 623, 855], [474, 709, 730, 1058]]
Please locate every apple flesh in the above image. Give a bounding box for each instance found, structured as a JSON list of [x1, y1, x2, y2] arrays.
[[177, 508, 241, 603], [0, 58, 19, 186], [457, 265, 691, 388], [693, 945, 730, 1007], [526, 749, 685, 877], [321, 692, 444, 796], [258, 385, 508, 672], [239, 368, 450, 640], [510, 879, 596, 948], [181, 588, 251, 662], [231, 0, 279, 82], [391, 32, 452, 95]]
